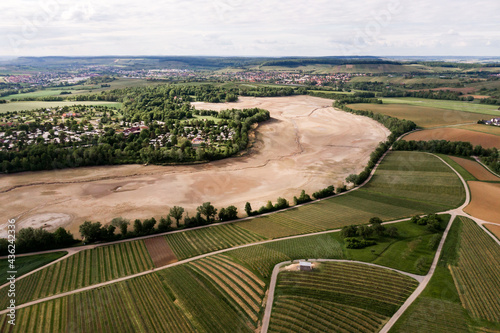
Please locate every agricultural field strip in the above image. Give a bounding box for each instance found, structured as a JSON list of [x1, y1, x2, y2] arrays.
[[473, 156, 500, 178], [0, 250, 77, 290], [260, 259, 426, 333], [0, 153, 477, 313], [0, 216, 415, 315]]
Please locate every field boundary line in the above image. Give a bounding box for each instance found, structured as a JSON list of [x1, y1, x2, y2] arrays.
[[260, 258, 425, 333]]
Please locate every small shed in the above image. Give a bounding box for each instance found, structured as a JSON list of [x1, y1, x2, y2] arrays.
[[299, 261, 312, 271]]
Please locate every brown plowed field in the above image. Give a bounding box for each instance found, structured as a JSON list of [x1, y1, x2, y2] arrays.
[[485, 224, 500, 240], [449, 156, 500, 181], [404, 128, 500, 148], [0, 96, 389, 237], [144, 236, 178, 267], [464, 181, 500, 224]]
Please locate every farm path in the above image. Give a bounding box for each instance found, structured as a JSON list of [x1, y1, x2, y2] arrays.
[[3, 149, 499, 325], [260, 259, 425, 333]]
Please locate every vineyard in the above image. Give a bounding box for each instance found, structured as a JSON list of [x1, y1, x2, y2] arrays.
[[188, 255, 266, 326], [164, 224, 267, 260], [156, 265, 256, 332], [0, 251, 67, 282], [237, 152, 464, 239], [268, 262, 419, 333], [0, 240, 153, 309], [0, 274, 194, 333], [391, 216, 500, 332], [226, 233, 344, 279], [449, 217, 500, 323]]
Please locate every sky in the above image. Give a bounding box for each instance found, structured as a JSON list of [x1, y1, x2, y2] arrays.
[[0, 0, 499, 57]]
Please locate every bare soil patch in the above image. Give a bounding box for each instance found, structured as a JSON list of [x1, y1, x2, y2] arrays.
[[404, 128, 500, 149], [464, 181, 500, 224], [449, 156, 500, 181], [0, 213, 72, 238], [485, 224, 500, 240], [144, 236, 178, 267], [0, 96, 389, 235]]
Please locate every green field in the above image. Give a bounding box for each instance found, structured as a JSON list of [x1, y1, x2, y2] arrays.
[[391, 216, 500, 332], [0, 251, 67, 282], [0, 90, 67, 101], [0, 240, 152, 309], [0, 274, 194, 333], [0, 101, 122, 113], [348, 103, 494, 128], [227, 233, 344, 279], [164, 224, 267, 260], [236, 151, 464, 239], [268, 261, 419, 333], [382, 97, 500, 116]]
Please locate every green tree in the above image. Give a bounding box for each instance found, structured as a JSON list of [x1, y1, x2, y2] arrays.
[[53, 227, 74, 246], [245, 202, 252, 216], [197, 202, 218, 223], [158, 216, 173, 232], [133, 219, 143, 235], [169, 206, 185, 228], [142, 218, 157, 234], [356, 225, 373, 239], [111, 217, 130, 236], [341, 225, 358, 238], [79, 221, 103, 243], [369, 217, 385, 237]]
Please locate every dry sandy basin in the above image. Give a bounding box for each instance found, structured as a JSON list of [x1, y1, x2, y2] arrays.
[[0, 96, 389, 237]]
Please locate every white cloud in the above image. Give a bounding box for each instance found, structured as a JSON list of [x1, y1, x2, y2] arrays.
[[0, 0, 499, 56]]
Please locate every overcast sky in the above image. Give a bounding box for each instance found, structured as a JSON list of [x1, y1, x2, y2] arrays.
[[1, 0, 499, 57]]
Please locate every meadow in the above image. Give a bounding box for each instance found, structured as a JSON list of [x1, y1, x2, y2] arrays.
[[381, 97, 500, 115], [268, 261, 418, 333], [0, 101, 122, 113]]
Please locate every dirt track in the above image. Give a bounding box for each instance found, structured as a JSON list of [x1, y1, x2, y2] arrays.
[[0, 96, 389, 237]]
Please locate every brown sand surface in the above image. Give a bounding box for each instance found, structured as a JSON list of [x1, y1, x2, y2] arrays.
[[0, 96, 389, 237], [464, 181, 500, 224], [449, 156, 500, 181], [404, 128, 500, 149]]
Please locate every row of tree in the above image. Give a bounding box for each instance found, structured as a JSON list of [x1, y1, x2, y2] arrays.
[[0, 227, 76, 255]]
